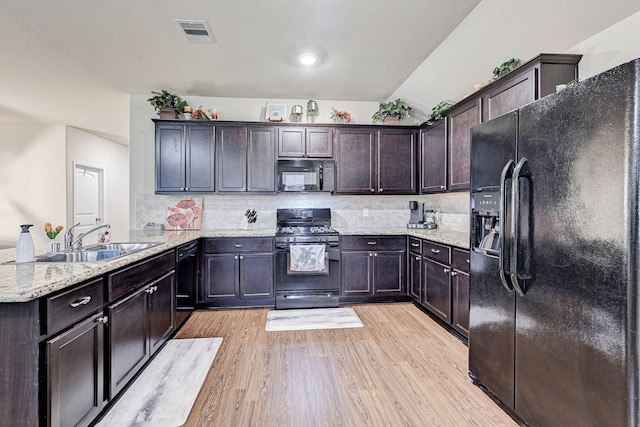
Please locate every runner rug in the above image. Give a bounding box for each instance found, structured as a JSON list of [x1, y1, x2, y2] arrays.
[[265, 307, 364, 331], [96, 337, 222, 427]]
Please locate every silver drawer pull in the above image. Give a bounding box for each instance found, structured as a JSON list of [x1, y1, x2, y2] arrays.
[[367, 241, 377, 245], [411, 243, 420, 247], [430, 248, 441, 254], [70, 296, 91, 308], [96, 316, 109, 324], [234, 243, 244, 248]]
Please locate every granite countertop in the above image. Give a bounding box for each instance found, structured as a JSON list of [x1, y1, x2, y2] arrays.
[[0, 227, 468, 303]]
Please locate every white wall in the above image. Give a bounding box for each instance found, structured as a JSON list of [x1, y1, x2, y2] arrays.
[[0, 124, 67, 247], [66, 127, 130, 241]]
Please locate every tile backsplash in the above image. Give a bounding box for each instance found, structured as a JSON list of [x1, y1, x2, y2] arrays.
[[135, 192, 470, 233]]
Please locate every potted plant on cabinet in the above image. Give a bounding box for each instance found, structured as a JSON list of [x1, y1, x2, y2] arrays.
[[147, 89, 188, 119], [372, 98, 412, 124]]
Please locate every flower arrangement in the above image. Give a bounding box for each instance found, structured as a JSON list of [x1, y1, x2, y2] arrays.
[[192, 106, 210, 120], [330, 108, 351, 124], [44, 222, 64, 240]]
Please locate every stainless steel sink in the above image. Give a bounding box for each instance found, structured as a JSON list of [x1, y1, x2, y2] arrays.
[[33, 242, 163, 263]]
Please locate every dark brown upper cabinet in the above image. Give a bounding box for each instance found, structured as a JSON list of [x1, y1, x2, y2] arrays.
[[278, 126, 333, 158], [421, 120, 447, 193], [447, 97, 480, 192]]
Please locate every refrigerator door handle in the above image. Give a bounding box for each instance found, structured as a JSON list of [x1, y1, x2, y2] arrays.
[[511, 157, 530, 296], [499, 160, 516, 292]]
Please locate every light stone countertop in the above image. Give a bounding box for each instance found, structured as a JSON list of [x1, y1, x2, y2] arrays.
[[0, 227, 469, 303]]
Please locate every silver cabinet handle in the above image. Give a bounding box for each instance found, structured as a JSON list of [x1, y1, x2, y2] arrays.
[[369, 253, 373, 257], [234, 244, 244, 248], [443, 268, 450, 274], [370, 188, 375, 192], [70, 296, 91, 308], [440, 185, 446, 190], [451, 271, 458, 277], [374, 253, 378, 257], [411, 243, 420, 247], [96, 316, 108, 324], [234, 255, 239, 260], [367, 241, 377, 245], [379, 189, 384, 193], [430, 248, 440, 254], [415, 256, 420, 261], [239, 255, 244, 260]]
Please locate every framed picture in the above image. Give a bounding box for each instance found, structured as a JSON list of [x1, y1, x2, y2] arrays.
[[266, 103, 286, 121]]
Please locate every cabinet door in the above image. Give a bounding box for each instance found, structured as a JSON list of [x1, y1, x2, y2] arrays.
[[148, 271, 176, 355], [452, 269, 469, 338], [378, 129, 417, 194], [247, 127, 276, 192], [483, 68, 536, 121], [421, 121, 447, 193], [176, 244, 198, 309], [47, 312, 104, 427], [201, 254, 239, 301], [278, 127, 305, 157], [239, 253, 274, 299], [335, 128, 376, 193], [409, 253, 422, 301], [185, 125, 215, 192], [217, 126, 248, 192], [448, 98, 480, 191], [340, 251, 373, 295], [423, 257, 451, 322], [108, 287, 148, 398], [373, 250, 406, 294], [156, 125, 186, 192], [306, 128, 333, 157]]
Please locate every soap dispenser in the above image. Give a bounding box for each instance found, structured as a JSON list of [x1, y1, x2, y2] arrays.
[[16, 224, 35, 263]]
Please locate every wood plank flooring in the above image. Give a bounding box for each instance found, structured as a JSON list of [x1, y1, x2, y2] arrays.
[[175, 303, 517, 426]]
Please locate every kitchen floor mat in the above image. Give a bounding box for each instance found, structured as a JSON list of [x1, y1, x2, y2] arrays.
[[265, 307, 364, 331], [95, 337, 222, 427]]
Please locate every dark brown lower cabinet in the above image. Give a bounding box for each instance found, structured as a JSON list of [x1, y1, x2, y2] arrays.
[[451, 248, 470, 337], [108, 270, 175, 398], [409, 252, 422, 301], [200, 237, 275, 307], [46, 312, 105, 427], [340, 236, 406, 301], [423, 257, 451, 322]]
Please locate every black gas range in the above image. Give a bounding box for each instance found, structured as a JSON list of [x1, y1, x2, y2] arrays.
[[274, 208, 340, 309]]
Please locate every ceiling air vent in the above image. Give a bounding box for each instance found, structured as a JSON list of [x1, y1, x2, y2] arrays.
[[175, 20, 216, 43]]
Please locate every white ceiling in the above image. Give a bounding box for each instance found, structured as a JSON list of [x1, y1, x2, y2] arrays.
[[1, 1, 640, 146]]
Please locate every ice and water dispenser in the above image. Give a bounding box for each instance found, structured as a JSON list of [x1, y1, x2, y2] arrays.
[[471, 188, 501, 256]]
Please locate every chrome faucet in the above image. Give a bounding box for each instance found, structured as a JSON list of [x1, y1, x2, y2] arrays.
[[64, 223, 111, 251]]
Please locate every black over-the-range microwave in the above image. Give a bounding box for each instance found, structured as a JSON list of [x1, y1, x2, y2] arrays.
[[277, 159, 335, 192]]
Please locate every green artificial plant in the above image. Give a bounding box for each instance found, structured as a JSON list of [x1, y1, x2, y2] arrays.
[[372, 99, 412, 123], [147, 89, 188, 114]]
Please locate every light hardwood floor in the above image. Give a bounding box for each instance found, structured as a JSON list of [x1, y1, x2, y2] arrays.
[[175, 303, 518, 426]]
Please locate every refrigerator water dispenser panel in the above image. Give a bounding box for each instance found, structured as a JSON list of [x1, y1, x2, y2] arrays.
[[472, 189, 501, 256]]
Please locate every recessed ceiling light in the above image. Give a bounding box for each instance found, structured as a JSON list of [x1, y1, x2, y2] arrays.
[[298, 53, 317, 66]]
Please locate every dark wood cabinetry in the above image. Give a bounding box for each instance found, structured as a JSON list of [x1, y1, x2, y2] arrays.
[[420, 120, 447, 193], [447, 98, 480, 192], [278, 127, 333, 158], [155, 124, 215, 193], [451, 248, 470, 337], [340, 236, 406, 301], [335, 128, 417, 194], [216, 125, 276, 193], [408, 237, 470, 339], [176, 241, 199, 327], [200, 237, 275, 307], [107, 261, 175, 398], [46, 311, 105, 427]]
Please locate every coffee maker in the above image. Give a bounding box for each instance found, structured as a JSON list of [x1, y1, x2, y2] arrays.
[[407, 201, 427, 229]]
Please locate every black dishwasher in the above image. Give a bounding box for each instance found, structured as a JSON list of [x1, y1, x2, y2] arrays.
[[175, 240, 199, 327]]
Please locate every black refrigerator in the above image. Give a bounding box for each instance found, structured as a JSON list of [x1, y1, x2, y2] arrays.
[[469, 58, 640, 427]]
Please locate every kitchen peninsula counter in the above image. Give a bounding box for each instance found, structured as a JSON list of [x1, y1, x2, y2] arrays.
[[0, 227, 468, 303]]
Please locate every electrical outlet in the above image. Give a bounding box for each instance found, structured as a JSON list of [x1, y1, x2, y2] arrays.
[[363, 208, 369, 217]]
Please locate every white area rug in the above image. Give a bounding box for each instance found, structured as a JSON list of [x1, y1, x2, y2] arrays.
[[265, 307, 364, 331], [96, 337, 222, 427]]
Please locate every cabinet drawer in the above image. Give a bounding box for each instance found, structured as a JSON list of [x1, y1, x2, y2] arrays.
[[451, 248, 470, 273], [408, 237, 422, 254], [203, 237, 274, 254], [422, 241, 451, 264], [341, 236, 406, 251], [108, 251, 174, 300], [46, 277, 104, 336]]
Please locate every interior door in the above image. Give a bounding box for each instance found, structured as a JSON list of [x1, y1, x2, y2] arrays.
[[73, 164, 104, 236]]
